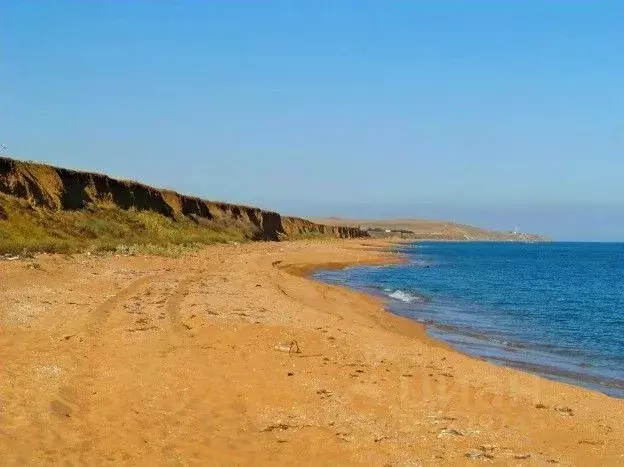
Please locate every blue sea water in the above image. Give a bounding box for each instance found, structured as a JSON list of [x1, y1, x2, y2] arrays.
[[314, 242, 624, 398]]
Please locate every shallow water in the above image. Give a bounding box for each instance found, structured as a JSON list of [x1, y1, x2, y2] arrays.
[[314, 242, 624, 398]]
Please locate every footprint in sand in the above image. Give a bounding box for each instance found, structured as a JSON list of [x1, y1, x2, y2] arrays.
[[50, 399, 72, 418]]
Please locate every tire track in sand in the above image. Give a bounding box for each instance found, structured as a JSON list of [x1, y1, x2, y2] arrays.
[[50, 274, 160, 422], [86, 274, 159, 335], [165, 274, 200, 334], [48, 271, 200, 445]]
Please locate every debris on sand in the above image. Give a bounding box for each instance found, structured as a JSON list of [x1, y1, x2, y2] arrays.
[[1, 255, 21, 261], [554, 406, 574, 416], [478, 445, 497, 452], [578, 439, 604, 446], [316, 389, 332, 399], [336, 432, 352, 442], [274, 340, 300, 354], [438, 428, 463, 438], [261, 423, 291, 432], [465, 449, 494, 461]]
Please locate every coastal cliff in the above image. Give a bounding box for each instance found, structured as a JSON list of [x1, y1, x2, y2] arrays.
[[0, 157, 366, 253]]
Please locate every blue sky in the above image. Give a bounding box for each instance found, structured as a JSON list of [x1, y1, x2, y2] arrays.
[[2, 1, 623, 240]]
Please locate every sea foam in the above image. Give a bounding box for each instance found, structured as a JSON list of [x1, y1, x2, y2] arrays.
[[388, 290, 420, 303]]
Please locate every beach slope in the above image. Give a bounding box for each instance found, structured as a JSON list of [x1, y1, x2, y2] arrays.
[[0, 240, 621, 465]]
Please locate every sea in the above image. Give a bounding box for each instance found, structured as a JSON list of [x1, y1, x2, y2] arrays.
[[314, 242, 624, 398]]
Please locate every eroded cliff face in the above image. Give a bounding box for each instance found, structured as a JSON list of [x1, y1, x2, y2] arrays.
[[0, 157, 367, 241]]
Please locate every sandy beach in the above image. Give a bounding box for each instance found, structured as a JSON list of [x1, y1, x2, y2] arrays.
[[1, 239, 622, 465]]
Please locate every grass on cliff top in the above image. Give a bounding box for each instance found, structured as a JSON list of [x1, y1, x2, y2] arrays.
[[0, 195, 254, 256]]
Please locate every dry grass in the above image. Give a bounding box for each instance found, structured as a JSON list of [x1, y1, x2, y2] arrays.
[[0, 194, 253, 255], [278, 231, 332, 241]]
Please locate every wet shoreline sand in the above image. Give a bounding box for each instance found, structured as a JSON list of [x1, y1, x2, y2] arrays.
[[1, 239, 622, 464]]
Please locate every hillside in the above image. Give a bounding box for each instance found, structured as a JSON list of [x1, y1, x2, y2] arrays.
[[312, 217, 547, 241], [0, 157, 366, 254]]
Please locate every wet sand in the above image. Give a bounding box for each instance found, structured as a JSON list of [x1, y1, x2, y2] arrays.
[[0, 239, 622, 465]]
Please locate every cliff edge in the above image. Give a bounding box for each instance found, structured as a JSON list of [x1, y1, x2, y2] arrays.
[[0, 157, 366, 253]]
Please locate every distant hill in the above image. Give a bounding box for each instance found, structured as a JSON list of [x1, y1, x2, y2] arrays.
[[311, 217, 548, 242]]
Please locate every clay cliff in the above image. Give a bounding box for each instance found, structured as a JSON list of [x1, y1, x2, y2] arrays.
[[0, 157, 367, 242]]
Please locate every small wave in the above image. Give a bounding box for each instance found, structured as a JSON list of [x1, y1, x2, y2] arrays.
[[388, 290, 422, 303]]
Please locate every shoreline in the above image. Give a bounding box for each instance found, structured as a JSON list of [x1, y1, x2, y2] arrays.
[[277, 246, 451, 350], [1, 239, 622, 464], [310, 240, 624, 399], [271, 240, 624, 463]]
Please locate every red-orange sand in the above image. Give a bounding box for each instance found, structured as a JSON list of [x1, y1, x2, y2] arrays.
[[1, 239, 622, 465]]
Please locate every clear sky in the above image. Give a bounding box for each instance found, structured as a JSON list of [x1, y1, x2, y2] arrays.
[[2, 1, 623, 240]]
